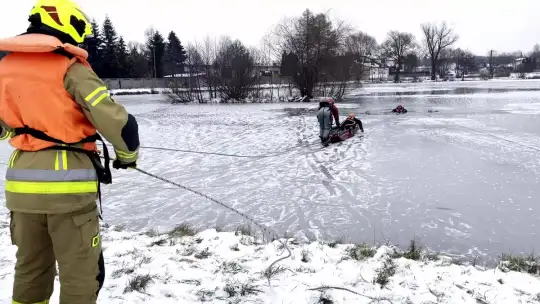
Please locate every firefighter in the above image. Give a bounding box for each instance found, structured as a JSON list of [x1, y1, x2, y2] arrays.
[[0, 0, 140, 303], [316, 97, 340, 144]]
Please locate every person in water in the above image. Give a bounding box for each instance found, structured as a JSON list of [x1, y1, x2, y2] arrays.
[[341, 113, 364, 132], [392, 105, 408, 114], [316, 97, 340, 143]]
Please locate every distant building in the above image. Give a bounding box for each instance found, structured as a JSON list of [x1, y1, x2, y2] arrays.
[[254, 65, 280, 76]]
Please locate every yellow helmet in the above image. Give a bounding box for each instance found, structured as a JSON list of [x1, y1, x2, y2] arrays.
[[29, 0, 93, 44]]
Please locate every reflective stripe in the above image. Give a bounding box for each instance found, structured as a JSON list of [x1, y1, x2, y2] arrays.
[[91, 93, 110, 106], [13, 299, 49, 304], [5, 180, 98, 194], [85, 86, 109, 107], [0, 130, 11, 140], [8, 150, 20, 168], [54, 150, 68, 170], [62, 150, 68, 169], [115, 149, 138, 158], [54, 151, 60, 170], [85, 86, 107, 102], [6, 169, 97, 182]]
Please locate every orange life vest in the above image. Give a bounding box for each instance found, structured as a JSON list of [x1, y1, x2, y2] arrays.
[[0, 34, 97, 152]]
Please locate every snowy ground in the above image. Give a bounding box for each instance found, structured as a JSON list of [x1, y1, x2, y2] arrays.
[[0, 79, 540, 302], [0, 224, 538, 304]]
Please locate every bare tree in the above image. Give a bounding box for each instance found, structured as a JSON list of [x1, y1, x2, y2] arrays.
[[201, 36, 217, 99], [403, 53, 419, 72], [249, 46, 264, 99], [214, 39, 256, 101], [453, 48, 476, 79], [381, 31, 416, 82], [269, 9, 352, 100], [259, 36, 276, 101], [345, 31, 378, 81], [166, 43, 204, 103], [437, 48, 455, 78], [420, 21, 459, 80]]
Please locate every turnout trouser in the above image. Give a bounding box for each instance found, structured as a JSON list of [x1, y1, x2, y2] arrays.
[[9, 204, 105, 304]]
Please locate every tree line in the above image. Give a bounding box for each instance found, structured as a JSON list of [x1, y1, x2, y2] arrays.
[[1, 11, 540, 101], [82, 16, 187, 79]]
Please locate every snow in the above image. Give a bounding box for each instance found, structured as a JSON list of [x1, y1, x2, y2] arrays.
[[0, 224, 538, 304]]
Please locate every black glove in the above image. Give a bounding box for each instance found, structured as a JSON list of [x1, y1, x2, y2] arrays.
[[113, 159, 136, 169]]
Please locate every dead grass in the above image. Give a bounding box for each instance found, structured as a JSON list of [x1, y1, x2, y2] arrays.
[[499, 253, 539, 274], [149, 239, 167, 246], [111, 266, 135, 279], [316, 292, 334, 304], [112, 224, 126, 232], [220, 261, 246, 274], [235, 224, 256, 237], [194, 247, 212, 259], [394, 239, 422, 261], [123, 274, 155, 293], [143, 228, 159, 237], [179, 279, 202, 286], [168, 223, 197, 238], [223, 279, 262, 298], [301, 248, 311, 263], [373, 257, 397, 288], [262, 264, 287, 284], [347, 244, 376, 261], [327, 236, 344, 248]]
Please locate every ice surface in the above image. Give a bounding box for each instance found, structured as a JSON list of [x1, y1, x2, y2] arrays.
[[0, 80, 540, 302], [1, 82, 540, 258]]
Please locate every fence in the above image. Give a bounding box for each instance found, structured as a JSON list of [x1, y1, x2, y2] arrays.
[[102, 78, 170, 90]]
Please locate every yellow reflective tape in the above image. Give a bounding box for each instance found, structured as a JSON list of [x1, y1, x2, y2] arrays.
[[115, 149, 138, 158], [91, 93, 110, 107], [0, 130, 11, 140], [54, 151, 60, 170], [9, 150, 20, 168], [85, 86, 107, 102], [62, 150, 68, 169], [92, 234, 100, 247], [12, 299, 49, 304], [5, 180, 98, 194]]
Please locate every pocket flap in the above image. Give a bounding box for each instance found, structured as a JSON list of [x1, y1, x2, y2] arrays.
[[72, 208, 98, 227]]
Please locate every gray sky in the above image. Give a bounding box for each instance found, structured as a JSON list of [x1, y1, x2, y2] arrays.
[[1, 0, 536, 55]]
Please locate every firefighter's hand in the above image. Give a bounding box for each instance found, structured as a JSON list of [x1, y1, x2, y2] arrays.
[[113, 159, 137, 170]]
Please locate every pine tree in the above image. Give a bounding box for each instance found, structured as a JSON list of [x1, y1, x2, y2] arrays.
[[128, 43, 150, 78], [145, 30, 166, 78], [116, 37, 130, 77], [165, 31, 187, 76], [101, 16, 119, 78], [83, 20, 104, 77]]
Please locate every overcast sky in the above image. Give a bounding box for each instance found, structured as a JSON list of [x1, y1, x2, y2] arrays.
[[0, 0, 536, 55]]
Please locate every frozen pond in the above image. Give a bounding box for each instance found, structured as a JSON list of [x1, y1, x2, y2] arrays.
[[1, 79, 540, 260]]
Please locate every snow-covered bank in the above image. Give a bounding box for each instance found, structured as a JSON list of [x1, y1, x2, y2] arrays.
[[0, 224, 538, 304]]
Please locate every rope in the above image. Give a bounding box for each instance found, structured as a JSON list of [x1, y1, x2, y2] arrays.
[[103, 141, 320, 160], [138, 146, 268, 158], [0, 154, 292, 274], [130, 166, 292, 275]]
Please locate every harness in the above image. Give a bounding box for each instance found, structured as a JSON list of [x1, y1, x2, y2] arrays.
[[12, 125, 112, 216]]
